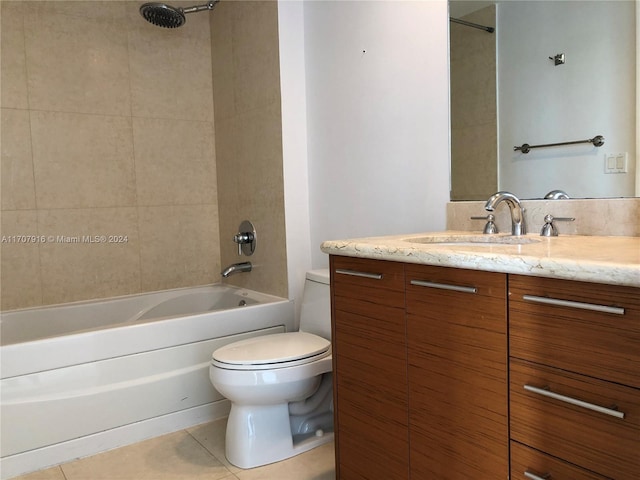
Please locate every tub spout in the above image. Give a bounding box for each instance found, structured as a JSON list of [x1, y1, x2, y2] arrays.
[[221, 262, 252, 278]]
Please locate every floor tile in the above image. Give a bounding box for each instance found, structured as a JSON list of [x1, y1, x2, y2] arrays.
[[60, 430, 232, 480], [187, 418, 241, 474], [10, 420, 336, 480], [10, 467, 65, 480], [234, 442, 336, 480]]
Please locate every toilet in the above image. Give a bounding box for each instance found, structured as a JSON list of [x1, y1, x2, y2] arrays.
[[209, 269, 333, 469]]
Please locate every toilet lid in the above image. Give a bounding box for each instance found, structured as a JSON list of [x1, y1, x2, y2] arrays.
[[211, 332, 330, 370]]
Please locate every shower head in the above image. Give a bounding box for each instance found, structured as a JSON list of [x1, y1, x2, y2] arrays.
[[140, 1, 219, 28]]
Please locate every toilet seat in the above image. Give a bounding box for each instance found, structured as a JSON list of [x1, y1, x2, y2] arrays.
[[211, 332, 331, 371]]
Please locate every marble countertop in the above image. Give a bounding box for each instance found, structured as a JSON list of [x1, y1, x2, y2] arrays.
[[321, 231, 640, 287]]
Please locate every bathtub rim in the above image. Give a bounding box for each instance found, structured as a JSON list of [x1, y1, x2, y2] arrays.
[[1, 285, 294, 380]]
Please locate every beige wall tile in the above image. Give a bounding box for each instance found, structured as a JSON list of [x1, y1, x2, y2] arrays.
[[227, 106, 286, 250], [23, 2, 130, 116], [447, 198, 640, 237], [1, 210, 43, 310], [26, 1, 128, 22], [230, 1, 282, 116], [133, 117, 217, 206], [451, 123, 497, 201], [450, 5, 497, 201], [210, 3, 235, 121], [215, 105, 287, 297], [128, 7, 214, 122], [30, 111, 136, 209], [1, 0, 287, 309], [38, 208, 140, 304], [138, 205, 220, 292], [212, 1, 287, 298], [1, 108, 36, 210], [1, 1, 29, 110]]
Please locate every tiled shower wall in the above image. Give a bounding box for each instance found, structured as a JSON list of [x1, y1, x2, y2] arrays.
[[1, 1, 221, 310], [449, 5, 497, 201], [210, 1, 288, 299]]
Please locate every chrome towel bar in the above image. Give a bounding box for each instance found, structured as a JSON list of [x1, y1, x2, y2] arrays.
[[449, 17, 495, 33], [514, 135, 604, 154]]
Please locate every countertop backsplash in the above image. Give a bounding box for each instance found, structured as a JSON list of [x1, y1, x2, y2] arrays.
[[447, 197, 640, 237]]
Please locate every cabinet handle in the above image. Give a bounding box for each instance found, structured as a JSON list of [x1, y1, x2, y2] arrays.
[[524, 384, 625, 419], [524, 470, 551, 480], [522, 295, 625, 315], [410, 279, 477, 294], [335, 269, 383, 280]]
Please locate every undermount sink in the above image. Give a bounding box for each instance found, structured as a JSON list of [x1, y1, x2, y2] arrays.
[[403, 234, 542, 246]]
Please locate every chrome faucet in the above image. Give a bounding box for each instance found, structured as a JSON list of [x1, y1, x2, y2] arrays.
[[484, 191, 526, 236], [221, 262, 252, 278], [544, 189, 570, 200]]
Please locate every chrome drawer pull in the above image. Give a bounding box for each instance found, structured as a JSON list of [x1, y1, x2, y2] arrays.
[[524, 470, 550, 480], [524, 384, 625, 419], [410, 279, 477, 294], [522, 294, 625, 315], [335, 269, 383, 280]]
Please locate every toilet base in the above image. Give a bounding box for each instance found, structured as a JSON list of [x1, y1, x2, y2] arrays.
[[225, 402, 334, 469]]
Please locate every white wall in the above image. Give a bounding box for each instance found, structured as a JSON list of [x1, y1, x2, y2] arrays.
[[279, 0, 313, 324], [302, 0, 450, 268], [498, 0, 636, 199]]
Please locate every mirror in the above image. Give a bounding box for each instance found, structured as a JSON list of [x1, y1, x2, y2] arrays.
[[449, 0, 637, 200]]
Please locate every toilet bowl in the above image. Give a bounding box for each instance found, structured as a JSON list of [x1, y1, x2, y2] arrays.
[[209, 269, 333, 469]]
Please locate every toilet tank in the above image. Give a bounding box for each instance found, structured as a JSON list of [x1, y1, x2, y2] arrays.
[[299, 269, 331, 340]]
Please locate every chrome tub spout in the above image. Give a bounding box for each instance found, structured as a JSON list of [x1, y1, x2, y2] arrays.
[[221, 262, 252, 278]]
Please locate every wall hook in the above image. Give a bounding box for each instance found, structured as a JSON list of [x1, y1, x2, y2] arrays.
[[549, 53, 565, 66]]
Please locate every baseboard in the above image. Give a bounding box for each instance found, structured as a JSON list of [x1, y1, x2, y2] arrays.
[[0, 400, 230, 480]]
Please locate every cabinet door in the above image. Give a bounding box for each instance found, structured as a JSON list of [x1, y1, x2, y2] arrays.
[[330, 256, 408, 480], [405, 265, 508, 479]]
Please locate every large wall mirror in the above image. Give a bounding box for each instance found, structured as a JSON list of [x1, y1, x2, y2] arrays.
[[449, 0, 637, 201]]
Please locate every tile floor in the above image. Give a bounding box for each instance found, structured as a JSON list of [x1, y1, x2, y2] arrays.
[[12, 419, 336, 480]]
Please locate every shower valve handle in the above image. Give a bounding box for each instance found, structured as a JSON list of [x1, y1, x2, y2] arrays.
[[233, 221, 257, 256], [234, 232, 253, 243]]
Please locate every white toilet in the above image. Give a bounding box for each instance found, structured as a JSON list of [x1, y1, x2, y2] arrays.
[[209, 269, 333, 469]]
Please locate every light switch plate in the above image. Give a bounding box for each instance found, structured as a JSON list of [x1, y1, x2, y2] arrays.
[[604, 153, 628, 174]]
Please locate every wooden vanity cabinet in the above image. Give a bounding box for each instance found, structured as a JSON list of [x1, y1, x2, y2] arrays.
[[330, 256, 408, 479], [330, 256, 509, 479], [509, 275, 640, 480], [330, 256, 639, 480], [405, 265, 509, 479]]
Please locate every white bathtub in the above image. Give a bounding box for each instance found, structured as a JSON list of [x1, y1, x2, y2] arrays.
[[0, 285, 294, 479]]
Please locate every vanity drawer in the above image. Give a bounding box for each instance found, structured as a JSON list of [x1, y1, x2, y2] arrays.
[[509, 275, 640, 388], [331, 256, 405, 309], [510, 358, 640, 479], [511, 441, 609, 480]]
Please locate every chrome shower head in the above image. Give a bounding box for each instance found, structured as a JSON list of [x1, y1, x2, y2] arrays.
[[140, 1, 219, 28]]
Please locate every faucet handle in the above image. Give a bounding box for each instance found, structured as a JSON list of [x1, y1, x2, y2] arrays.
[[540, 214, 575, 237], [233, 220, 256, 256], [471, 214, 499, 234], [233, 232, 254, 255]]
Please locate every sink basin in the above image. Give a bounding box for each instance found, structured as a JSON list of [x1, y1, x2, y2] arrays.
[[403, 234, 541, 246]]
